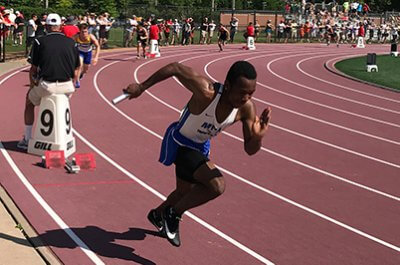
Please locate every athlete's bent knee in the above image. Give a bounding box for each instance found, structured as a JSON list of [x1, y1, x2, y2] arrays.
[[209, 176, 225, 197]]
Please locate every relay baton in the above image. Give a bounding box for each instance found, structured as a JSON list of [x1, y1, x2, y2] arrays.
[[112, 93, 130, 105]]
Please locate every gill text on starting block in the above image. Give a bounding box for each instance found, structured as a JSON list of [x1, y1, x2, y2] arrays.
[[28, 94, 76, 157]]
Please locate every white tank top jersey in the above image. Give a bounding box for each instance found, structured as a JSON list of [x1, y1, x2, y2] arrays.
[[178, 83, 238, 143]]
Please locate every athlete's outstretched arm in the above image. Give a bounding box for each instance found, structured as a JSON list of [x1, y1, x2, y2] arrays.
[[123, 62, 213, 99], [240, 102, 271, 155]]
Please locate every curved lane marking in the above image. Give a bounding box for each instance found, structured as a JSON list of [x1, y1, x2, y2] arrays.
[[92, 50, 400, 254]]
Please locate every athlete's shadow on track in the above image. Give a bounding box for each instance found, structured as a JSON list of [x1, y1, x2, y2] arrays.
[[1, 141, 26, 154], [1, 226, 160, 264]]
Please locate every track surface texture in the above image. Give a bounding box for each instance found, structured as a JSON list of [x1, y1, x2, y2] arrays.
[[1, 44, 399, 265]]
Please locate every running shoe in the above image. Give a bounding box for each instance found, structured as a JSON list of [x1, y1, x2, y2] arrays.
[[163, 206, 181, 247], [75, 81, 80, 89], [17, 137, 28, 150], [147, 209, 164, 232]]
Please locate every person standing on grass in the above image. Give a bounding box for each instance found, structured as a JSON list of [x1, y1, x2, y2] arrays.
[[229, 17, 238, 43], [122, 61, 271, 247], [218, 24, 229, 51], [170, 19, 180, 45], [13, 11, 25, 46], [254, 20, 260, 41], [199, 17, 208, 44], [265, 20, 273, 43], [136, 22, 148, 59], [124, 15, 138, 47], [207, 19, 216, 44]]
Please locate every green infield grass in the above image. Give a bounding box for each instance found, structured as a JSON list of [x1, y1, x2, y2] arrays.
[[335, 55, 400, 91]]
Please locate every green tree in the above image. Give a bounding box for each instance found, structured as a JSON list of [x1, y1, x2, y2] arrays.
[[367, 0, 391, 13], [77, 0, 117, 16], [57, 0, 74, 9]]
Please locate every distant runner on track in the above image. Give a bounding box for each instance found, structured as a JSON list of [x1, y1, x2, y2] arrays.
[[123, 61, 271, 247]]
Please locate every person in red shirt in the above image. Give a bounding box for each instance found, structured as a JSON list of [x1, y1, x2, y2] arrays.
[[362, 3, 370, 17], [164, 19, 172, 46], [149, 20, 159, 41], [244, 22, 255, 40], [1, 10, 12, 39], [62, 16, 79, 38], [158, 20, 166, 45], [358, 22, 365, 37]]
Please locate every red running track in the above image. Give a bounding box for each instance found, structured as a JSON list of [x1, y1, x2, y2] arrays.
[[1, 44, 399, 265]]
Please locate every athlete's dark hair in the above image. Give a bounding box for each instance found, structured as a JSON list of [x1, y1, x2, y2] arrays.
[[78, 23, 88, 30], [226, 61, 257, 85]]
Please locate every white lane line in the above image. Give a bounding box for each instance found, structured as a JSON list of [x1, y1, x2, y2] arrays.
[[133, 49, 400, 201], [267, 54, 400, 128], [297, 54, 400, 104], [181, 52, 400, 168], [0, 144, 105, 265], [0, 69, 104, 265], [254, 86, 400, 146], [92, 57, 275, 265], [94, 53, 400, 254], [200, 50, 400, 145], [272, 123, 400, 168], [203, 53, 400, 198], [0, 49, 239, 265], [242, 55, 400, 146], [202, 54, 399, 200]]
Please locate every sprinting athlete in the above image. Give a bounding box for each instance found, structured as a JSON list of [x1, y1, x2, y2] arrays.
[[73, 23, 100, 88], [123, 61, 271, 247]]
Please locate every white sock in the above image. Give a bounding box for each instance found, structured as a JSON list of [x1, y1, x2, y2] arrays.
[[24, 125, 33, 141]]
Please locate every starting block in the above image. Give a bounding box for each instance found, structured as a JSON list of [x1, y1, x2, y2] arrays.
[[146, 39, 160, 58], [28, 94, 76, 157], [242, 36, 256, 50], [356, 36, 365, 48], [39, 151, 81, 173], [43, 150, 65, 169], [65, 159, 80, 174], [74, 153, 96, 170]]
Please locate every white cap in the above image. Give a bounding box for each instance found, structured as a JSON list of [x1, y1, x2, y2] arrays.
[[46, 13, 62, 26]]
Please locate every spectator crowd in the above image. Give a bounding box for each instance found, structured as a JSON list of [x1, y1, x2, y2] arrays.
[[0, 1, 399, 53]]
